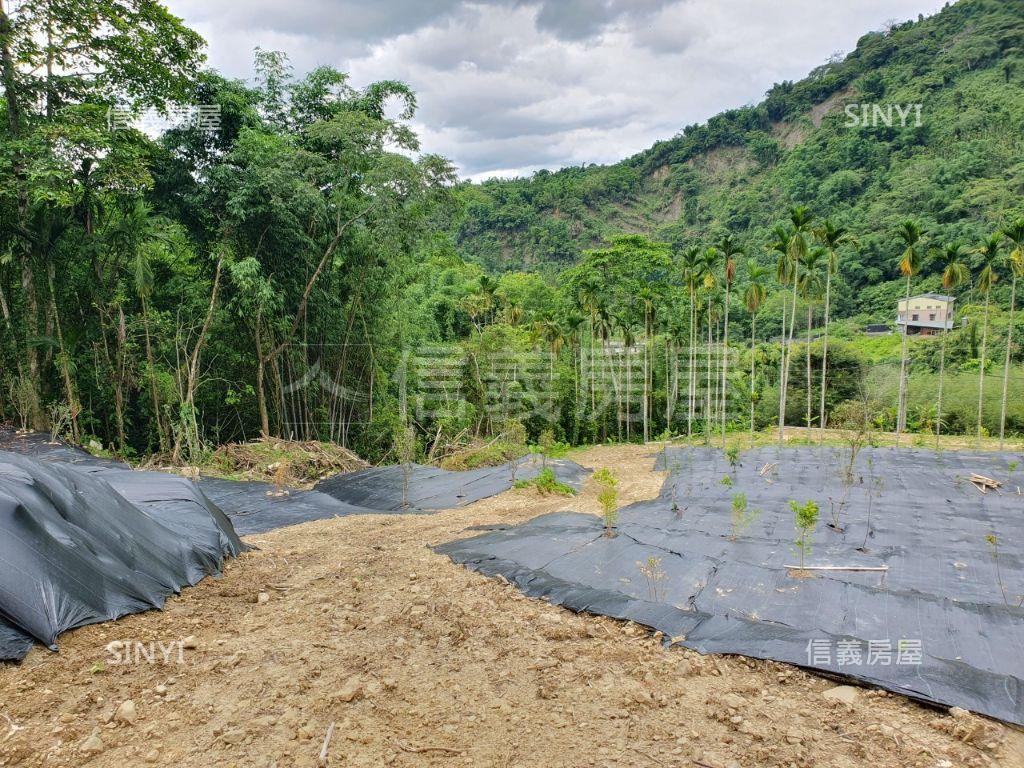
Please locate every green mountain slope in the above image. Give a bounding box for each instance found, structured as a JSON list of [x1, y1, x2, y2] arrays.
[[453, 0, 1024, 318]]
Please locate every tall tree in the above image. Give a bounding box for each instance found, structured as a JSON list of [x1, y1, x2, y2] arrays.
[[895, 220, 924, 445], [699, 247, 720, 443], [972, 233, 1002, 445], [814, 219, 852, 442], [0, 0, 204, 428], [798, 248, 825, 432], [998, 219, 1024, 449], [680, 245, 702, 439], [930, 243, 970, 448], [769, 224, 794, 444], [716, 234, 743, 447], [743, 260, 768, 437]]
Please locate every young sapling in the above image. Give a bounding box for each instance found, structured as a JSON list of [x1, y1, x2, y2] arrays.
[[637, 556, 667, 601], [725, 445, 741, 476], [790, 499, 820, 570], [502, 418, 528, 484], [395, 425, 417, 510], [592, 468, 619, 534], [729, 492, 760, 540]]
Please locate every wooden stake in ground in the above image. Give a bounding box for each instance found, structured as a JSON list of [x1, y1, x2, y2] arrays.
[[784, 565, 889, 572], [317, 721, 335, 767]]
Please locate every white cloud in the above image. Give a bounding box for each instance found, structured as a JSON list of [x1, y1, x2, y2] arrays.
[[163, 0, 948, 180]]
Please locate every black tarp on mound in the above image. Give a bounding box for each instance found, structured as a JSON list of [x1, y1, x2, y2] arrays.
[[316, 455, 590, 511], [0, 431, 590, 533], [197, 477, 386, 535], [437, 446, 1024, 725], [0, 452, 245, 662], [0, 428, 129, 470]]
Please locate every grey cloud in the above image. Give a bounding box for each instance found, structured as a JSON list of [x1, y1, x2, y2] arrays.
[[526, 0, 676, 41], [164, 0, 949, 179]]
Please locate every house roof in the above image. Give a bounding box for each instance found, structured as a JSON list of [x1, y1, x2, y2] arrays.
[[907, 293, 956, 302]]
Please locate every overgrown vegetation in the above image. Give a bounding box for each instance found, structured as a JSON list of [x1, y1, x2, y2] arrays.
[[514, 466, 575, 496], [1, 1, 1023, 466]]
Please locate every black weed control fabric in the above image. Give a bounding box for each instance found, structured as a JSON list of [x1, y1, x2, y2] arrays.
[[0, 431, 591, 533], [197, 478, 386, 535], [0, 452, 245, 662], [437, 446, 1024, 725], [316, 455, 590, 511]]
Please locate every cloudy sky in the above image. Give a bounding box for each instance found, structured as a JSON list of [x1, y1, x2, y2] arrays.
[[163, 0, 946, 181]]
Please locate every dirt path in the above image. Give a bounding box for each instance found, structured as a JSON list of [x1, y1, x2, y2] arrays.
[[1, 444, 1020, 768]]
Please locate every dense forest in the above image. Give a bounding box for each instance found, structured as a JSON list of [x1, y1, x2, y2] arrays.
[[1, 0, 1022, 464]]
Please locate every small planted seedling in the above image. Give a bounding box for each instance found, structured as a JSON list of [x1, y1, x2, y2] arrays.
[[637, 556, 667, 601], [790, 499, 820, 571], [395, 424, 417, 510], [858, 455, 883, 552], [986, 534, 1023, 607], [268, 460, 290, 498], [502, 418, 528, 484], [719, 475, 733, 487], [729, 492, 760, 541], [47, 401, 74, 445], [592, 468, 619, 534], [725, 445, 741, 475]]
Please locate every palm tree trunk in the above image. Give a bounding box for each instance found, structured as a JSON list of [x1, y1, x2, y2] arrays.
[[688, 289, 695, 439], [643, 311, 649, 443], [976, 291, 991, 446], [777, 292, 788, 447], [806, 303, 813, 432], [721, 284, 730, 448], [998, 275, 1016, 449], [590, 318, 596, 413], [750, 312, 757, 437], [818, 269, 832, 444], [935, 323, 949, 451], [779, 273, 799, 446], [706, 302, 713, 444], [665, 335, 671, 434], [625, 342, 632, 441], [896, 275, 912, 445]]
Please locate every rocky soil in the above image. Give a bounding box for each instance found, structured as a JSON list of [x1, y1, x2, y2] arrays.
[[1, 444, 1021, 767]]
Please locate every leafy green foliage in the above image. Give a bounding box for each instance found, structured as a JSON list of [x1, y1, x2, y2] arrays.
[[729, 492, 760, 540], [592, 467, 619, 530], [790, 499, 821, 569], [515, 466, 576, 497]]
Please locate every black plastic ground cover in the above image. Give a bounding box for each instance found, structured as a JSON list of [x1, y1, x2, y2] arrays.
[[0, 452, 246, 662], [436, 446, 1024, 725], [0, 431, 592, 532], [196, 477, 390, 535], [316, 455, 590, 511], [0, 428, 128, 469]]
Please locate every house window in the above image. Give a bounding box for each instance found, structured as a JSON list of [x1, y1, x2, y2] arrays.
[[929, 313, 936, 321], [912, 313, 919, 321]]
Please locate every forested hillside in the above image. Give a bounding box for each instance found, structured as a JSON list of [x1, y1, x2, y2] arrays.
[[454, 0, 1024, 322], [1, 0, 1023, 463]]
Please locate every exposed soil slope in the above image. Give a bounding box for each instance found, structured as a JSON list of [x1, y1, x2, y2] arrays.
[[1, 445, 1020, 768]]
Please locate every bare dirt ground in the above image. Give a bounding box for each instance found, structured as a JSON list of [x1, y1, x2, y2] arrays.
[[2, 444, 1022, 768]]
